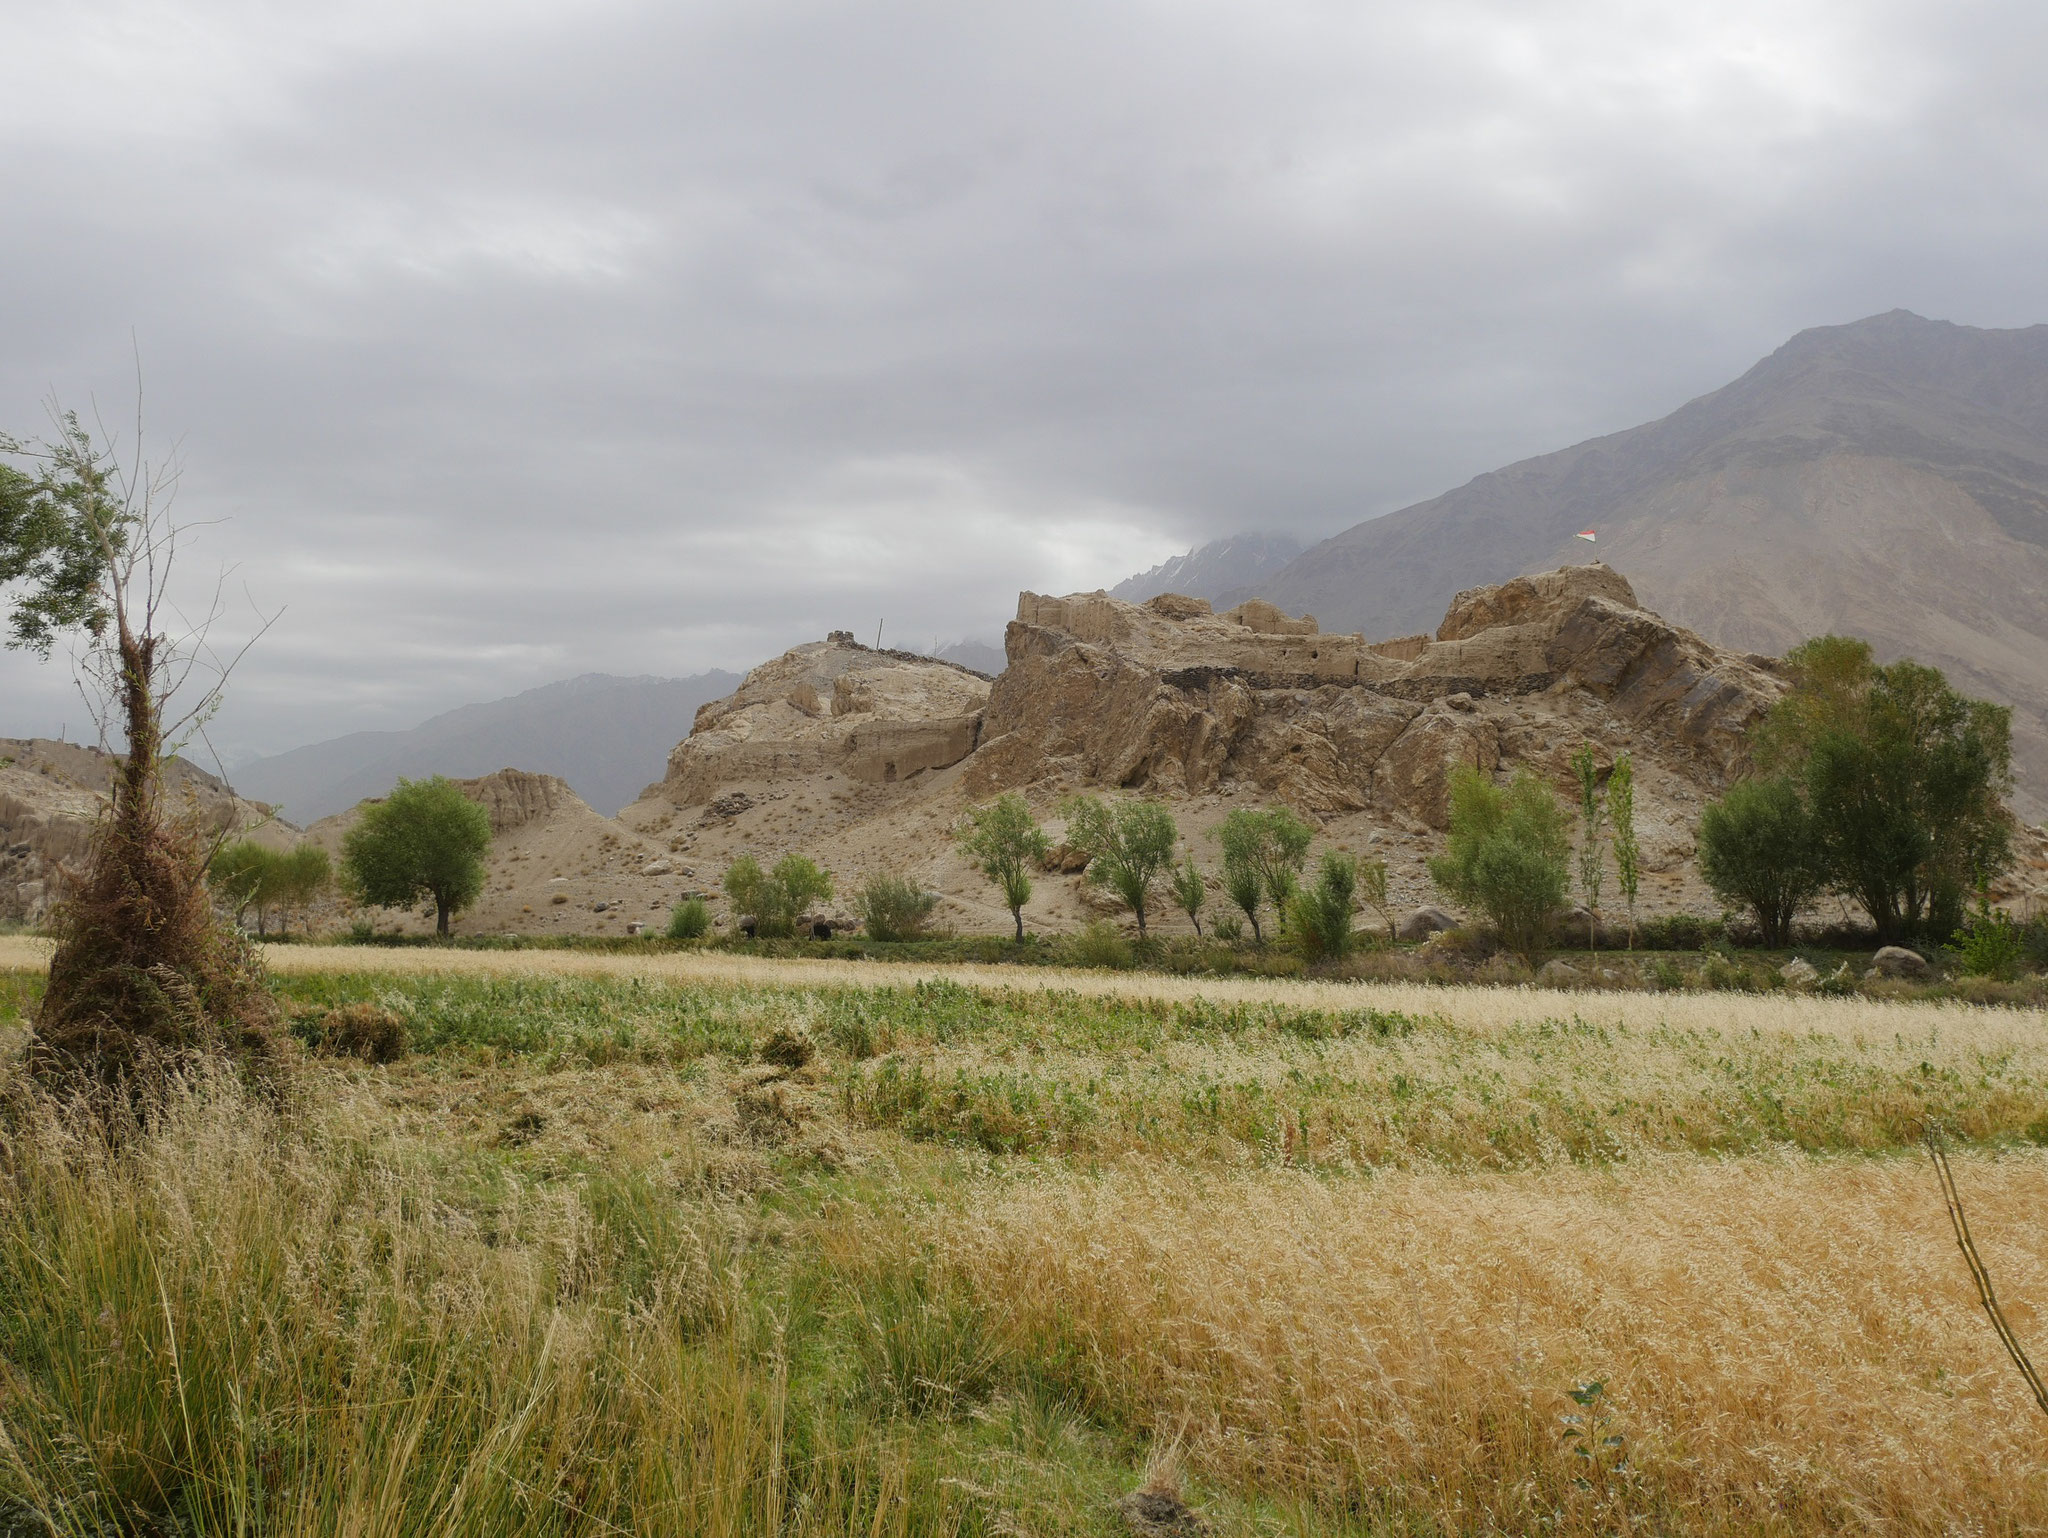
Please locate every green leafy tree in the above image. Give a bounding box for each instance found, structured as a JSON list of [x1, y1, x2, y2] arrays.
[[1696, 778, 1824, 948], [1220, 806, 1313, 933], [1608, 753, 1640, 948], [852, 873, 940, 941], [1757, 637, 2013, 941], [1061, 796, 1179, 935], [1222, 855, 1265, 943], [342, 776, 492, 937], [208, 839, 276, 931], [272, 844, 331, 935], [1570, 744, 1606, 952], [1170, 854, 1207, 937], [1288, 850, 1359, 962], [958, 793, 1049, 940], [1429, 767, 1571, 958], [724, 853, 833, 938]]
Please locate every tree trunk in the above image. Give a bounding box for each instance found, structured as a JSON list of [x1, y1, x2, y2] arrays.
[[436, 897, 451, 937], [1012, 908, 1024, 942], [1134, 901, 1147, 936], [114, 627, 159, 842]]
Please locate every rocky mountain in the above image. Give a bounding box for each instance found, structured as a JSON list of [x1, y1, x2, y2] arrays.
[[612, 564, 1875, 937], [233, 670, 743, 821], [1113, 532, 1304, 604], [0, 738, 289, 926], [1228, 311, 2048, 815]]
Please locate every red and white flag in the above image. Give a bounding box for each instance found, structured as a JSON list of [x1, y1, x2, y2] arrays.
[[1575, 529, 1597, 543]]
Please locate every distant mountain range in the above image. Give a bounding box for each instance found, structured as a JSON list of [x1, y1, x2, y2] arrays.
[[232, 671, 742, 820], [1113, 532, 1304, 605], [934, 639, 1007, 674], [1157, 311, 2048, 817]]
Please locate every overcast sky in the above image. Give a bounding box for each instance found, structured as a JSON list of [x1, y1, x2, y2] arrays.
[[3, 0, 2045, 759]]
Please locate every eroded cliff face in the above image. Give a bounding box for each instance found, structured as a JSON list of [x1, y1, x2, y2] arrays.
[[965, 563, 1782, 828], [648, 638, 991, 806]]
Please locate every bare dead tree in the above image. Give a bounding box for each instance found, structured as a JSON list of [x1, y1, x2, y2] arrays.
[[2, 390, 281, 1098]]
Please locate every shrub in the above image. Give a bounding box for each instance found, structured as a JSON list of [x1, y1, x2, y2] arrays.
[[666, 896, 711, 940], [1288, 851, 1359, 962], [1428, 768, 1570, 958], [1697, 778, 1824, 948], [1210, 912, 1245, 944], [1636, 913, 1725, 951], [1065, 920, 1135, 970], [1954, 902, 2028, 981], [852, 874, 940, 941]]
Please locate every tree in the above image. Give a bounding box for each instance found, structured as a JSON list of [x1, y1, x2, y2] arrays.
[[957, 793, 1048, 940], [1222, 855, 1265, 943], [1061, 796, 1178, 935], [1170, 854, 1206, 937], [1219, 806, 1313, 933], [1696, 778, 1824, 948], [1356, 855, 1395, 944], [342, 776, 492, 937], [208, 839, 276, 932], [272, 844, 331, 935], [724, 853, 833, 938], [1288, 850, 1359, 962], [1570, 744, 1605, 952], [1754, 637, 2013, 942], [1428, 767, 1571, 958], [4, 407, 278, 1093], [1608, 753, 1640, 948]]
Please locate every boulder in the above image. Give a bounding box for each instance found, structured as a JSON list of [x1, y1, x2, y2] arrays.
[[1779, 957, 1820, 986], [1872, 945, 1931, 979], [640, 857, 674, 877], [1538, 959, 1583, 987], [1398, 905, 1459, 942]]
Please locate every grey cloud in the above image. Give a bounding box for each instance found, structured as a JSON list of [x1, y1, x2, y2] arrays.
[[3, 0, 2046, 757]]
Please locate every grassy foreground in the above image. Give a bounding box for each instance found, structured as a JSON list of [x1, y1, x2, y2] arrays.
[[4, 959, 2048, 1534]]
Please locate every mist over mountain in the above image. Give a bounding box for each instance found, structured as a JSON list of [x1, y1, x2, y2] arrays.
[[1112, 533, 1305, 605], [233, 671, 742, 821], [934, 640, 1007, 675], [1223, 311, 2048, 813]]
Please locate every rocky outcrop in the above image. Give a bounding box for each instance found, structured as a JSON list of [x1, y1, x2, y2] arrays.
[[456, 768, 581, 833], [649, 637, 992, 806], [965, 564, 1781, 828], [1, 738, 287, 925]]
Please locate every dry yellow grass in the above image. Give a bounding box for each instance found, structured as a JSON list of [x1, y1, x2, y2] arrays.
[[932, 1152, 2048, 1532], [4, 934, 2036, 1047]]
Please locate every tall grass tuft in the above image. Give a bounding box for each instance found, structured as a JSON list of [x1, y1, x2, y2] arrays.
[[0, 1072, 963, 1537]]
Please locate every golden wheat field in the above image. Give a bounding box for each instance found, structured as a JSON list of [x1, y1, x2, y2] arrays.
[[3, 940, 2047, 1534]]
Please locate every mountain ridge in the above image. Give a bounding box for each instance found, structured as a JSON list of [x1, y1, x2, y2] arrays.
[[233, 670, 743, 820], [1214, 310, 2048, 814]]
